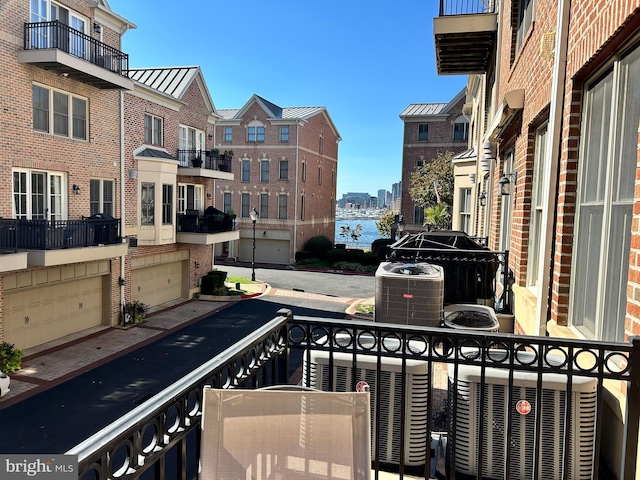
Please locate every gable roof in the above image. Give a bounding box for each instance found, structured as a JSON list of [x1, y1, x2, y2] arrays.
[[219, 94, 341, 140], [399, 88, 466, 120], [128, 66, 216, 113]]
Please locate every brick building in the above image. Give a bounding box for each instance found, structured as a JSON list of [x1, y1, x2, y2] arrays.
[[398, 89, 469, 229], [214, 96, 341, 264], [0, 2, 238, 351], [434, 0, 640, 474], [122, 66, 239, 308], [0, 0, 133, 349]]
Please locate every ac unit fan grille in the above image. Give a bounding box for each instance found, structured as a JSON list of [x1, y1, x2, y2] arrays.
[[450, 378, 596, 480], [305, 359, 429, 466]]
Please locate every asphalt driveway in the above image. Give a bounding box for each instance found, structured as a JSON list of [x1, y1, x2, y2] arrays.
[[0, 299, 346, 454]]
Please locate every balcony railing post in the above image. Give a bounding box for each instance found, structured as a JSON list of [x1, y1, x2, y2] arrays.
[[623, 336, 640, 479], [276, 308, 292, 385]]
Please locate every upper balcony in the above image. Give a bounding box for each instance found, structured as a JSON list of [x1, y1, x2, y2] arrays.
[[176, 207, 239, 245], [176, 149, 234, 180], [18, 21, 133, 90], [434, 0, 498, 75], [0, 217, 128, 267]]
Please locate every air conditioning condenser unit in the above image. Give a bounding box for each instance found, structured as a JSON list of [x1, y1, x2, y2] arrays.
[[303, 334, 430, 466], [448, 352, 597, 479]]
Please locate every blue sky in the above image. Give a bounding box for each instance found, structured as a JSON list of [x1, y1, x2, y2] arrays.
[[109, 0, 467, 199]]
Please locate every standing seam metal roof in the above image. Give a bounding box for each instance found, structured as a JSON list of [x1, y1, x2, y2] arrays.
[[399, 103, 449, 117], [128, 67, 199, 100]]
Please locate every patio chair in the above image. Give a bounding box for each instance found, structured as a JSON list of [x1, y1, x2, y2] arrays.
[[200, 386, 371, 480]]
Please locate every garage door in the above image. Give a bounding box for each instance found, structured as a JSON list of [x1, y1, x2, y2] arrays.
[[5, 276, 104, 350], [131, 261, 184, 308], [240, 238, 290, 264]]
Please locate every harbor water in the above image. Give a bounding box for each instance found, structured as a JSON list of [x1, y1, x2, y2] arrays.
[[334, 219, 384, 249]]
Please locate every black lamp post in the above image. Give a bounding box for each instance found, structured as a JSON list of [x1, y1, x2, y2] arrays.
[[249, 207, 258, 281]]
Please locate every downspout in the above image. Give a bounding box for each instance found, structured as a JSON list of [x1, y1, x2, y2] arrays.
[[119, 91, 126, 321], [534, 0, 571, 337]]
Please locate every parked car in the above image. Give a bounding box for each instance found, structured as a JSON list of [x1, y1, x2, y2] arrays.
[[0, 371, 10, 397]]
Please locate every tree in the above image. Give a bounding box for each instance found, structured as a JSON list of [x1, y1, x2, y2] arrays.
[[424, 203, 451, 230], [376, 210, 398, 237], [409, 150, 455, 209]]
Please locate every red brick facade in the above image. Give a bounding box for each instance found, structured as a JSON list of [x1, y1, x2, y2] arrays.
[[0, 0, 129, 343], [215, 97, 339, 262], [399, 92, 469, 228]]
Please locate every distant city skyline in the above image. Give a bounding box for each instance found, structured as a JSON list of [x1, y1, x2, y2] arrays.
[[109, 0, 467, 198]]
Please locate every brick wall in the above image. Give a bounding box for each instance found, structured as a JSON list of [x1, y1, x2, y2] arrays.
[[123, 75, 217, 299], [215, 100, 338, 261], [0, 0, 128, 332], [400, 95, 468, 226]]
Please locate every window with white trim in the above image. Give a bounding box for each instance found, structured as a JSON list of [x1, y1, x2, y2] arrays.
[[279, 160, 288, 180], [178, 184, 203, 214], [30, 0, 88, 53], [223, 192, 232, 214], [241, 160, 250, 182], [90, 179, 114, 216], [260, 160, 269, 182], [141, 183, 155, 226], [526, 123, 548, 289], [247, 121, 265, 142], [259, 193, 269, 219], [453, 116, 469, 141], [178, 125, 205, 164], [499, 149, 515, 252], [32, 84, 87, 140], [515, 0, 535, 54], [459, 188, 472, 234], [418, 124, 428, 141], [145, 114, 163, 146], [241, 193, 250, 218], [278, 194, 287, 219], [280, 126, 289, 142], [12, 169, 66, 220], [162, 184, 173, 225], [570, 43, 640, 341], [224, 127, 232, 142]]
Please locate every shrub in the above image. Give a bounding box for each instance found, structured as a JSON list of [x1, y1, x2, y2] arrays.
[[332, 262, 378, 273], [123, 300, 149, 325], [371, 238, 394, 254], [201, 270, 228, 295], [295, 257, 322, 266], [295, 250, 319, 263], [0, 342, 24, 373], [327, 248, 377, 266], [303, 236, 333, 260]]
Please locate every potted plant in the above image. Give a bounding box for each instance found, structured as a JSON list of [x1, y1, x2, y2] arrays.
[[122, 300, 149, 326], [210, 148, 220, 158], [192, 155, 203, 168]]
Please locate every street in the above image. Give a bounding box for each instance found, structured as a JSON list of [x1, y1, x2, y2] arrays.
[[218, 264, 375, 300]]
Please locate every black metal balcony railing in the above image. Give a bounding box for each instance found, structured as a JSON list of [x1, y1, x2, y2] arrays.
[[0, 218, 121, 250], [439, 0, 496, 16], [23, 21, 129, 75], [69, 310, 639, 480], [177, 208, 235, 234], [176, 150, 232, 172], [390, 232, 512, 313]]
